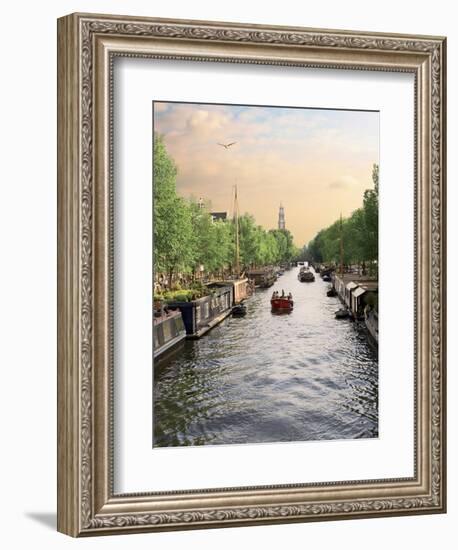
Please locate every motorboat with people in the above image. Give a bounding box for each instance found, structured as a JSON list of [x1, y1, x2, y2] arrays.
[[326, 286, 337, 297], [271, 290, 293, 313]]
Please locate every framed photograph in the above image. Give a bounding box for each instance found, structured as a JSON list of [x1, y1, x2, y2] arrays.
[[57, 13, 446, 536]]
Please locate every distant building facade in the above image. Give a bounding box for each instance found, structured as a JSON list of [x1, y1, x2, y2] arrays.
[[278, 204, 285, 230], [211, 212, 227, 222]]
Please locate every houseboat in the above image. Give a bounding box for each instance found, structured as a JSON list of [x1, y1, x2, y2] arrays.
[[350, 282, 378, 319], [153, 306, 186, 360], [332, 274, 378, 321], [247, 267, 277, 288], [166, 282, 233, 339], [224, 277, 250, 304], [365, 307, 379, 344]]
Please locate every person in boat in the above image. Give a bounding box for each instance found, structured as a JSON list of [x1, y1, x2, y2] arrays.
[[288, 292, 292, 301], [281, 289, 285, 297]]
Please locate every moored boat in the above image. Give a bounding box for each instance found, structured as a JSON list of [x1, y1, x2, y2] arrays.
[[335, 307, 350, 319], [153, 307, 186, 360], [232, 302, 247, 317], [320, 266, 335, 279]]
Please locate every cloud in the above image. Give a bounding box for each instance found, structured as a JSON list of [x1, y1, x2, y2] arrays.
[[154, 102, 379, 244], [328, 175, 360, 190]]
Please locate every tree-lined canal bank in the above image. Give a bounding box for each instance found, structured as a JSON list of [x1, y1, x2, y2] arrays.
[[153, 266, 378, 447]]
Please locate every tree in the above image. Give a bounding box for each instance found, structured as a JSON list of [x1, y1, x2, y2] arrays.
[[306, 163, 379, 274], [154, 134, 194, 284], [238, 214, 260, 268], [189, 200, 233, 276], [362, 164, 379, 270], [343, 208, 366, 264]]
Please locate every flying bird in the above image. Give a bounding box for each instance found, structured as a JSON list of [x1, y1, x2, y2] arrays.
[[217, 142, 237, 149]]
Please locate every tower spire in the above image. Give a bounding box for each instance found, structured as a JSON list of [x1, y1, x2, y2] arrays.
[[278, 203, 285, 230]]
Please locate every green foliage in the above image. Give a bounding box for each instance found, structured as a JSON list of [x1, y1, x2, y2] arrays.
[[307, 164, 379, 273], [234, 215, 299, 268], [157, 284, 210, 303], [362, 164, 379, 263], [365, 292, 378, 311], [161, 290, 193, 302], [154, 134, 195, 278]]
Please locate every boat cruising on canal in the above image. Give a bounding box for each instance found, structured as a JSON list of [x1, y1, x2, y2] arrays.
[[298, 266, 315, 282], [153, 305, 186, 360], [270, 290, 293, 313]]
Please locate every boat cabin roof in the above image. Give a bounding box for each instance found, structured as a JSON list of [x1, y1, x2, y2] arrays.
[[353, 287, 366, 298], [346, 281, 359, 290]]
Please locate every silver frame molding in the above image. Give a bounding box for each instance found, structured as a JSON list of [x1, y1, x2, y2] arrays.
[[57, 12, 446, 537]]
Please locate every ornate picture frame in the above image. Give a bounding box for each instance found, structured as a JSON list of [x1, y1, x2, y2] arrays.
[[57, 13, 446, 536]]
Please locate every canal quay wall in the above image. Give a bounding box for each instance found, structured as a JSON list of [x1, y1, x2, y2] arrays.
[[332, 273, 378, 319]]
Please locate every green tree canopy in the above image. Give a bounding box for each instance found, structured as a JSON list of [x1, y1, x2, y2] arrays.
[[154, 134, 194, 279], [307, 164, 379, 273]]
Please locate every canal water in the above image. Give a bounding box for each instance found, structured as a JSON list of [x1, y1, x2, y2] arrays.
[[153, 266, 378, 447]]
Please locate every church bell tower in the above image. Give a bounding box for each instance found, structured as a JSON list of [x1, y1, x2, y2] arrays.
[[278, 203, 285, 230]]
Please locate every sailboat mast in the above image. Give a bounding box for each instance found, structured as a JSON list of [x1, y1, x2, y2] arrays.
[[234, 185, 240, 277]]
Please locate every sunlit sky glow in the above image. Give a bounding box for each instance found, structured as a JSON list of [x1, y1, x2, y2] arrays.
[[154, 101, 379, 246]]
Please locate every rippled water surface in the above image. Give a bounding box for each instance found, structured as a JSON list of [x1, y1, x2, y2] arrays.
[[153, 267, 378, 447]]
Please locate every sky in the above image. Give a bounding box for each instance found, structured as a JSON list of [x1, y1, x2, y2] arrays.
[[154, 101, 379, 246]]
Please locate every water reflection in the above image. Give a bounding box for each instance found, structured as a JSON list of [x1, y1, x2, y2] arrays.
[[153, 267, 378, 447]]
